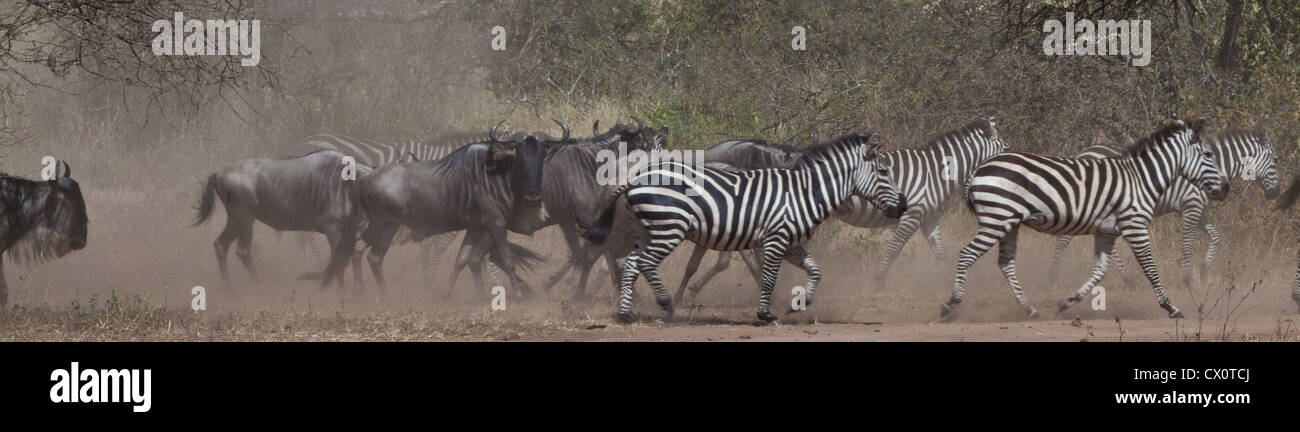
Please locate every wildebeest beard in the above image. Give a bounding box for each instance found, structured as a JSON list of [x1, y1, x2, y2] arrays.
[[1, 175, 89, 265]]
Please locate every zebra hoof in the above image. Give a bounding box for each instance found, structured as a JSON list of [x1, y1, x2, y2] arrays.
[[756, 310, 779, 323], [1058, 297, 1079, 313], [1168, 309, 1184, 319], [1025, 306, 1039, 319], [615, 311, 636, 324], [939, 302, 956, 319]]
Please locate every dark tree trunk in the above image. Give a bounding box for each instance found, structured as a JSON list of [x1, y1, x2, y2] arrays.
[[1215, 0, 1244, 73]]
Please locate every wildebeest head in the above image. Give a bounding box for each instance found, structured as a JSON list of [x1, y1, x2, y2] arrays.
[[489, 119, 570, 205], [4, 162, 88, 263], [593, 116, 668, 153]]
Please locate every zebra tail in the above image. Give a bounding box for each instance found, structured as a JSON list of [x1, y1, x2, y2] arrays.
[[577, 183, 632, 245], [1277, 176, 1300, 210], [191, 173, 219, 227]]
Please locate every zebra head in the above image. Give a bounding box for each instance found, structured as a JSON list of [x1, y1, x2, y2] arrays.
[[845, 133, 906, 218], [490, 120, 571, 205], [1233, 130, 1280, 199], [978, 117, 1010, 156], [1170, 119, 1229, 201]]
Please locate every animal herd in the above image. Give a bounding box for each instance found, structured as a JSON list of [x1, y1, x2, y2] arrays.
[[0, 115, 1294, 326]]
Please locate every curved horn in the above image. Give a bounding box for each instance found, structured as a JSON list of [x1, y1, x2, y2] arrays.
[[61, 161, 71, 179], [489, 120, 508, 144], [629, 116, 644, 134], [593, 120, 601, 137], [548, 119, 570, 143]]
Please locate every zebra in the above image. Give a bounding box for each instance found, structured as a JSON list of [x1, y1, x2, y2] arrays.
[[1046, 130, 1279, 287], [1274, 177, 1300, 310], [285, 132, 502, 288], [672, 118, 1008, 303], [579, 133, 906, 323], [836, 118, 1009, 287], [941, 119, 1226, 320]]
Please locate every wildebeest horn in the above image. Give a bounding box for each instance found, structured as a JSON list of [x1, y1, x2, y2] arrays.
[[593, 120, 601, 137], [629, 116, 643, 134], [489, 120, 511, 144], [61, 161, 71, 179], [547, 119, 570, 143]]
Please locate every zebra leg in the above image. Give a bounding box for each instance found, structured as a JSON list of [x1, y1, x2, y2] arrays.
[[874, 209, 924, 287], [783, 247, 820, 313], [1046, 235, 1072, 282], [921, 217, 948, 263], [1122, 230, 1184, 318], [673, 246, 709, 305], [756, 238, 790, 323], [994, 226, 1037, 318], [1108, 246, 1136, 285], [615, 250, 646, 322], [942, 222, 1011, 319], [633, 251, 675, 322], [487, 228, 533, 301], [1201, 222, 1222, 281], [543, 229, 585, 292], [1177, 205, 1204, 289], [421, 232, 458, 291], [1059, 234, 1116, 312]]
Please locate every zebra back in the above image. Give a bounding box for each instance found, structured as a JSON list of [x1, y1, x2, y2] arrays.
[[289, 132, 490, 167]]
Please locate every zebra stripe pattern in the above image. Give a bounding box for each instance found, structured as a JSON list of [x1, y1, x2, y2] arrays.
[[942, 119, 1225, 320], [1047, 130, 1279, 286], [583, 133, 904, 323], [835, 118, 1009, 285]]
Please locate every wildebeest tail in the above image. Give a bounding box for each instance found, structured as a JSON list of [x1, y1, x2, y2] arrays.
[[192, 173, 219, 227], [1277, 176, 1300, 210], [577, 183, 632, 245], [496, 241, 547, 272]]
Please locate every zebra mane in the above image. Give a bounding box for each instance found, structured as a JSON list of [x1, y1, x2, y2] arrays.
[[1124, 120, 1196, 154], [421, 131, 492, 147], [926, 119, 998, 149], [794, 133, 877, 169]]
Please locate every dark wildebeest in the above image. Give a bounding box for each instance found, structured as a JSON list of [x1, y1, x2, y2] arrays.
[[357, 120, 569, 299], [539, 117, 668, 298], [193, 150, 371, 289], [0, 162, 88, 307]]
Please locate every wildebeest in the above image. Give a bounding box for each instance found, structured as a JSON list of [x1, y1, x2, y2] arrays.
[[538, 117, 668, 298], [193, 150, 371, 289], [356, 120, 569, 299], [0, 162, 88, 307]]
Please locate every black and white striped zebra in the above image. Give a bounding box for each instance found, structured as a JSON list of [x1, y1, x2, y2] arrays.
[[286, 132, 500, 287], [835, 118, 1009, 286], [579, 133, 905, 323], [942, 119, 1226, 320], [671, 119, 1008, 302], [1047, 130, 1279, 286]]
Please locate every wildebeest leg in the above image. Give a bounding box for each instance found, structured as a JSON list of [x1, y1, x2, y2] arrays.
[[739, 249, 764, 286], [673, 246, 708, 305], [213, 218, 240, 284], [233, 217, 258, 282], [570, 243, 604, 300], [486, 227, 533, 301], [363, 222, 400, 293], [543, 228, 583, 292], [446, 230, 489, 298], [352, 240, 366, 291], [0, 258, 8, 308]]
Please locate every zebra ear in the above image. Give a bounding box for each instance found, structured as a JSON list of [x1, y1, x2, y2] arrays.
[[1190, 118, 1207, 135], [866, 133, 882, 152]]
